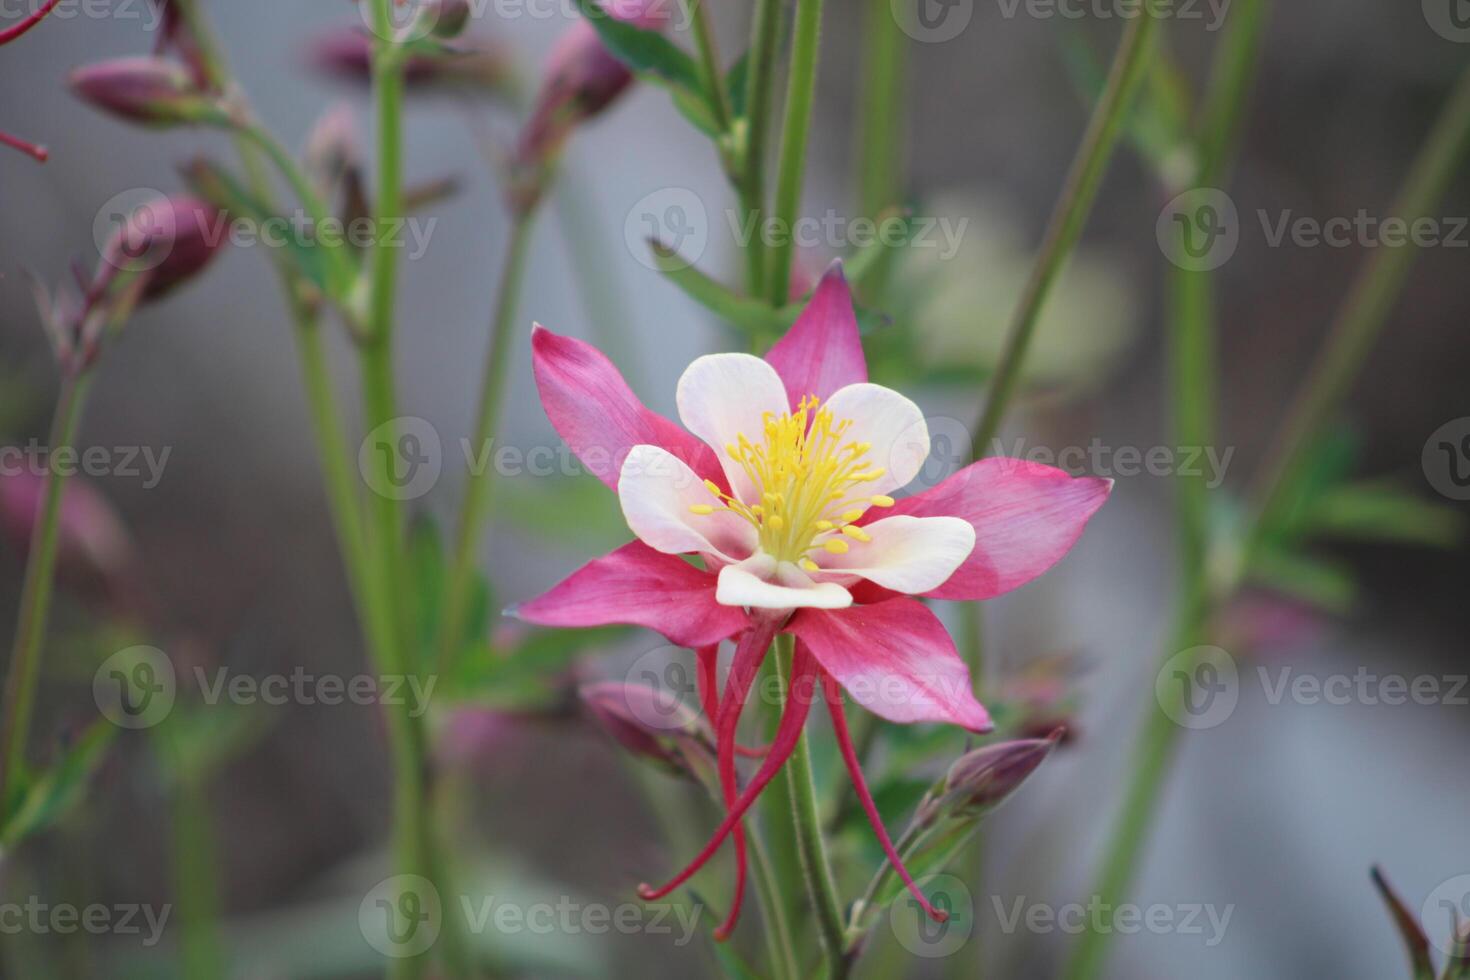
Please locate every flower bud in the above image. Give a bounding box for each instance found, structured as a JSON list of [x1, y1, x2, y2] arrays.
[[579, 682, 712, 780], [508, 0, 669, 214], [304, 102, 360, 197], [426, 0, 472, 39], [308, 28, 512, 95], [918, 732, 1060, 826], [96, 194, 227, 302], [68, 56, 229, 128], [0, 471, 134, 603]]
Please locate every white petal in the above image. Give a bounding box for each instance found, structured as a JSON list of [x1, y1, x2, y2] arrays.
[[618, 445, 757, 560], [675, 353, 789, 504], [814, 515, 975, 595], [821, 382, 929, 499], [716, 553, 853, 610]]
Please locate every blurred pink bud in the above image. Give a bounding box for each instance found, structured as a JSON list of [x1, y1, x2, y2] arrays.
[[919, 732, 1060, 825], [437, 707, 524, 769], [509, 0, 669, 213], [1217, 590, 1326, 657], [579, 682, 712, 780], [307, 28, 513, 94], [68, 56, 229, 127], [305, 102, 361, 195], [96, 194, 227, 302], [426, 0, 472, 39], [0, 471, 133, 602]]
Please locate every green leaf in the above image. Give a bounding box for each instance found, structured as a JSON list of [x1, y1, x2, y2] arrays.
[[2, 720, 115, 847], [1247, 547, 1356, 613], [1370, 867, 1436, 980], [572, 0, 703, 94], [1304, 479, 1465, 549], [647, 242, 790, 336], [726, 51, 749, 117], [151, 702, 271, 789], [440, 626, 628, 709]]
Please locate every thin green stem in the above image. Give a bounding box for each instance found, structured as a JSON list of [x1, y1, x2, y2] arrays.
[[1249, 64, 1470, 541], [739, 0, 781, 297], [0, 375, 92, 812], [970, 10, 1158, 457], [439, 213, 535, 675], [689, 0, 732, 137], [856, 0, 906, 221], [162, 729, 225, 980], [775, 634, 846, 973], [766, 0, 825, 306]]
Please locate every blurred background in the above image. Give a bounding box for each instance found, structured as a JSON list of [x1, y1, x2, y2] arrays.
[[0, 0, 1467, 976]]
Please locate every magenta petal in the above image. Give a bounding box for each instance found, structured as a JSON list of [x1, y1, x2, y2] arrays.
[[885, 458, 1111, 601], [764, 261, 868, 407], [785, 599, 992, 732], [511, 541, 748, 648], [532, 326, 724, 490]]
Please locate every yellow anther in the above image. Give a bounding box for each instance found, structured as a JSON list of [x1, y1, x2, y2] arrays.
[[704, 479, 723, 496], [841, 525, 871, 542], [768, 514, 785, 531], [824, 539, 850, 555], [799, 558, 820, 573], [689, 504, 714, 515], [869, 495, 895, 507], [814, 520, 833, 531], [841, 509, 864, 523]]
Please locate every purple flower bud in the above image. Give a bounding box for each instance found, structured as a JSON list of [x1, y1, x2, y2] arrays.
[[579, 682, 712, 780], [426, 0, 472, 39], [305, 102, 360, 196], [919, 732, 1060, 826], [68, 56, 229, 128], [96, 194, 227, 302], [0, 471, 134, 604], [307, 28, 512, 95]]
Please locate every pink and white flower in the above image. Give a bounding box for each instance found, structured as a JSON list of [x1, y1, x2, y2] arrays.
[[514, 261, 1110, 935]]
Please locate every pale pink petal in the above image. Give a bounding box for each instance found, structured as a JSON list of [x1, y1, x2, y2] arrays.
[[716, 554, 852, 610], [765, 261, 868, 407], [820, 382, 929, 500], [618, 445, 756, 560], [881, 458, 1111, 601], [785, 599, 991, 731], [532, 325, 723, 491], [675, 353, 789, 503], [812, 514, 975, 595], [510, 540, 748, 648]]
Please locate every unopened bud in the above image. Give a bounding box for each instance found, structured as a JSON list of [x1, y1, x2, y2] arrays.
[[304, 102, 360, 198], [308, 28, 512, 95], [579, 682, 712, 780], [918, 732, 1060, 826], [68, 57, 229, 128], [426, 0, 472, 38], [97, 194, 227, 302]]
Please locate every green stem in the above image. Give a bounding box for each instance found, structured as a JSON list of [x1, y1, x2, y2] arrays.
[[739, 0, 782, 297], [970, 10, 1158, 457], [162, 730, 225, 980], [856, 0, 906, 221], [766, 0, 825, 306], [0, 374, 92, 811], [775, 634, 846, 973], [1249, 64, 1470, 541], [689, 0, 733, 137], [438, 213, 535, 675]]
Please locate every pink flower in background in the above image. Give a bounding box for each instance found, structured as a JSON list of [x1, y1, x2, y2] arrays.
[[0, 471, 134, 605], [514, 262, 1111, 935]]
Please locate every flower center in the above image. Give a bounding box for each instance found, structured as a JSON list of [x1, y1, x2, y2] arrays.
[[689, 395, 894, 569]]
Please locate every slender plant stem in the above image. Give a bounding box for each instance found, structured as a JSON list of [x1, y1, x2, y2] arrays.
[[689, 0, 732, 137], [1249, 64, 1470, 540], [856, 0, 906, 222], [766, 0, 825, 306], [162, 729, 225, 980], [773, 634, 847, 974], [970, 10, 1158, 457], [748, 817, 802, 980], [0, 374, 92, 810], [0, 0, 63, 44], [739, 0, 782, 297], [438, 213, 535, 674]]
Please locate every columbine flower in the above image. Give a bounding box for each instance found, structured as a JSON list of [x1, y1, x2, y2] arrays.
[[513, 262, 1110, 935]]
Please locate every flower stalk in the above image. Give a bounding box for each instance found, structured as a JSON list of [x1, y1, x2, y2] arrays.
[[766, 0, 826, 306]]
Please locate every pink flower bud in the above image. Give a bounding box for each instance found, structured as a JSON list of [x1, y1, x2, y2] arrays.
[[0, 471, 134, 604], [307, 28, 512, 95], [68, 56, 229, 127], [579, 682, 712, 780], [919, 733, 1060, 825], [96, 194, 227, 302]]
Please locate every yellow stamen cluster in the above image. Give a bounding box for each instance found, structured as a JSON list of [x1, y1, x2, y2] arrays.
[[688, 395, 894, 570]]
